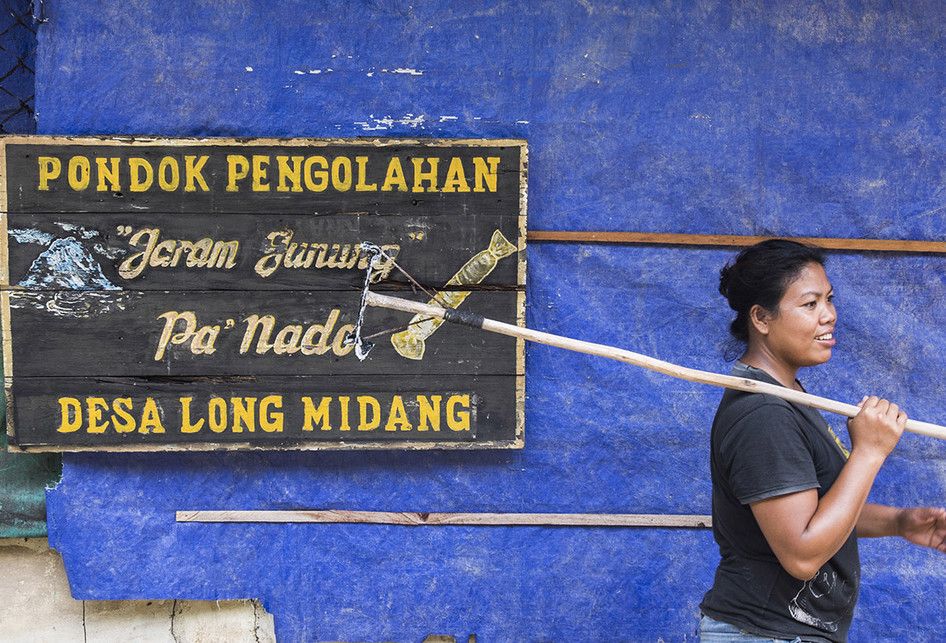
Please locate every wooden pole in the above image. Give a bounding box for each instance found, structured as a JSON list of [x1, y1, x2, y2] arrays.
[[176, 509, 712, 528], [365, 292, 946, 441]]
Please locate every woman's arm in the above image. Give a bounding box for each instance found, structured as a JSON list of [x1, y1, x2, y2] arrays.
[[858, 503, 946, 552], [856, 503, 901, 537], [749, 396, 906, 581]]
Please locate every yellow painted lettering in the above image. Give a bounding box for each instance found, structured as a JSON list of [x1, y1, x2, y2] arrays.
[[417, 395, 442, 432], [338, 396, 351, 431], [252, 155, 270, 191], [354, 156, 377, 191], [303, 156, 329, 191], [208, 397, 228, 433], [446, 394, 471, 431], [140, 397, 165, 434], [180, 397, 204, 433], [95, 157, 121, 192], [231, 397, 257, 433], [276, 155, 303, 192], [129, 158, 154, 192], [301, 396, 332, 431], [411, 157, 439, 192], [67, 156, 91, 190], [56, 397, 81, 433], [381, 157, 407, 191], [357, 395, 381, 431], [158, 156, 180, 191], [473, 156, 500, 192], [38, 156, 61, 190], [184, 155, 210, 192], [86, 397, 109, 433], [384, 395, 413, 432], [260, 395, 284, 432], [331, 156, 352, 191], [441, 157, 471, 193], [226, 155, 250, 191], [112, 398, 136, 433]]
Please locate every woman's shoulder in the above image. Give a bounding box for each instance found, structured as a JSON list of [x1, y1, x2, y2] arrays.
[[717, 386, 797, 421], [713, 389, 804, 446]]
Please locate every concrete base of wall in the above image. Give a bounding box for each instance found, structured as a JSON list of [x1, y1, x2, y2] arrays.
[[0, 538, 276, 642]]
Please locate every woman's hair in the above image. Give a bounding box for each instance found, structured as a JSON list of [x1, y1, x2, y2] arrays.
[[719, 239, 826, 343]]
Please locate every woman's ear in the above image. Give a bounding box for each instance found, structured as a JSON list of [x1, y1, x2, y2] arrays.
[[749, 304, 771, 336]]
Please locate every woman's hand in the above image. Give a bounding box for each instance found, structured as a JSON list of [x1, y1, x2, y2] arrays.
[[847, 396, 907, 460], [897, 507, 946, 553]]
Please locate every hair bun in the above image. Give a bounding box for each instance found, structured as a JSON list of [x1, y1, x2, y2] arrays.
[[718, 262, 736, 300]]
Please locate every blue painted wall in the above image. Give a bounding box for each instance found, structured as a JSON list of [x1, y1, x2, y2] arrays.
[[41, 1, 946, 640]]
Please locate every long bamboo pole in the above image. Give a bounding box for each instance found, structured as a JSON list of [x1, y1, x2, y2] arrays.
[[364, 292, 946, 441]]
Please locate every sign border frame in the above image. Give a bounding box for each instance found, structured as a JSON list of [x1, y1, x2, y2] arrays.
[[0, 135, 527, 452]]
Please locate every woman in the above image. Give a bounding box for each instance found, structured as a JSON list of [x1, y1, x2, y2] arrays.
[[699, 240, 946, 642]]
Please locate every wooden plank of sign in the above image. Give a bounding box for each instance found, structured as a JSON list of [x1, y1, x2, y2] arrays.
[[8, 373, 522, 450], [527, 230, 946, 254], [2, 137, 526, 215], [5, 289, 521, 378], [3, 213, 523, 290], [175, 509, 713, 529]]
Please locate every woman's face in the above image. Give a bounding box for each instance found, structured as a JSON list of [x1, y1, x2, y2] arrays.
[[760, 262, 837, 369]]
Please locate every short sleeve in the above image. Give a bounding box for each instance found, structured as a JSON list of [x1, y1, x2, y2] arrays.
[[718, 403, 820, 505]]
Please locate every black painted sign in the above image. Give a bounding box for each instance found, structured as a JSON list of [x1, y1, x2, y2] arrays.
[[1, 136, 527, 450]]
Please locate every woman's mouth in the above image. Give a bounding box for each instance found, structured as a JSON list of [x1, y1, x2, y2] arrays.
[[815, 332, 836, 346]]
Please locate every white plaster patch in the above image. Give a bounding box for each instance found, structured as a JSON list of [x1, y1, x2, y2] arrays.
[[245, 66, 253, 72], [353, 113, 427, 131]]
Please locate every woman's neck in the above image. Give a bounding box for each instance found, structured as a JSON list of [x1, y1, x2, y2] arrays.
[[739, 347, 802, 390]]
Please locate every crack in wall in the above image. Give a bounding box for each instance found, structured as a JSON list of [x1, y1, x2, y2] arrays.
[[169, 599, 180, 643]]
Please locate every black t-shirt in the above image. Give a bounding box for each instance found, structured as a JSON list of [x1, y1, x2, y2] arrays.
[[700, 363, 859, 643]]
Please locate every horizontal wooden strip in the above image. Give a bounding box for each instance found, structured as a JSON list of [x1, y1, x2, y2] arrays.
[[4, 213, 524, 290], [176, 509, 712, 528], [527, 231, 946, 254], [1, 135, 529, 148], [6, 290, 520, 377], [9, 373, 522, 449]]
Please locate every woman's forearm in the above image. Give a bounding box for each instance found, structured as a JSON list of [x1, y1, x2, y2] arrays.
[[856, 503, 902, 538]]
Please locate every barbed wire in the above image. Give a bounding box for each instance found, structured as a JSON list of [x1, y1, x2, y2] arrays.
[[0, 0, 37, 134]]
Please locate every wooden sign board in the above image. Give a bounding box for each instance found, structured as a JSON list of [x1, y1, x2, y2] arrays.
[[0, 136, 527, 451]]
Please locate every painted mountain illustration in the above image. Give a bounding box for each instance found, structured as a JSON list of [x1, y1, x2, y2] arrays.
[[19, 236, 119, 290]]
